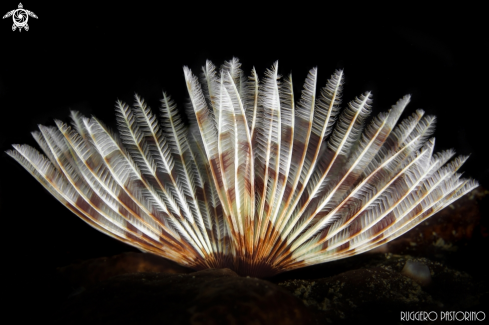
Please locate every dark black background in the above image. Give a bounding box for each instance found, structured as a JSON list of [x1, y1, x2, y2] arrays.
[[1, 1, 487, 319]]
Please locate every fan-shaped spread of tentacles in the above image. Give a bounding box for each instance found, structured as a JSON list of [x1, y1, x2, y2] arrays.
[[7, 58, 478, 277]]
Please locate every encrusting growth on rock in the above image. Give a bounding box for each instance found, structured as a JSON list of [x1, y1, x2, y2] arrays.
[[7, 58, 478, 277]]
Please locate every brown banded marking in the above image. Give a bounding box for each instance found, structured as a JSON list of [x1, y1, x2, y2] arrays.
[[88, 117, 210, 258], [9, 146, 193, 260], [272, 70, 344, 251], [57, 120, 186, 249], [39, 125, 171, 249], [295, 138, 434, 257], [299, 175, 473, 265], [274, 109, 407, 263]]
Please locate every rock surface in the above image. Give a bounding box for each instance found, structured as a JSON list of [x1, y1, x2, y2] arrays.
[[53, 269, 314, 325], [278, 255, 487, 323]]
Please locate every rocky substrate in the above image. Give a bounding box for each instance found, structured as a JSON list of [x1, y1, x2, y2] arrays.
[[49, 188, 488, 324]]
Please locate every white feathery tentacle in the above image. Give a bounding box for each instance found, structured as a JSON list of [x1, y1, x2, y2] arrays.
[[184, 66, 238, 254], [56, 118, 185, 249], [269, 69, 343, 260], [159, 92, 213, 253], [254, 61, 281, 250], [84, 115, 206, 258], [222, 69, 255, 254], [282, 92, 373, 253]]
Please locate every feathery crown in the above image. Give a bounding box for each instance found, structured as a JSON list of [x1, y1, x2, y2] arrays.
[[7, 58, 478, 277]]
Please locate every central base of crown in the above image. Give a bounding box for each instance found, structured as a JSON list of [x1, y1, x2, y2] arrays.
[[192, 254, 281, 278]]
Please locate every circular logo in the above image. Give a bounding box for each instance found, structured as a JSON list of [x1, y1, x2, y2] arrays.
[[13, 9, 28, 28]]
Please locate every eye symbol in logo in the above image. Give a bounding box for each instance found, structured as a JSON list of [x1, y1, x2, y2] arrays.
[[3, 3, 38, 32]]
